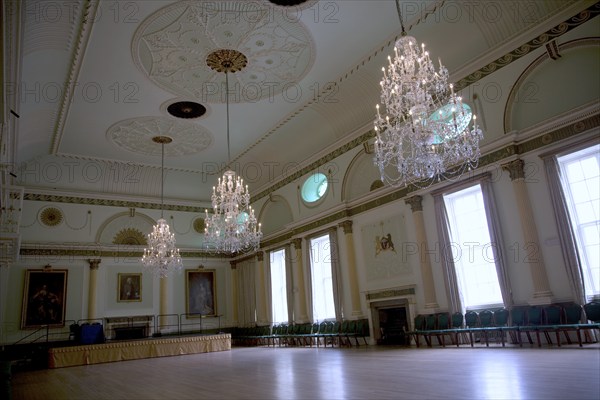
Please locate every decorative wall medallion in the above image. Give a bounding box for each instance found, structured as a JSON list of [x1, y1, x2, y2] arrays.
[[39, 207, 63, 227], [132, 0, 315, 103], [193, 217, 206, 234], [107, 117, 213, 156], [112, 228, 148, 245]]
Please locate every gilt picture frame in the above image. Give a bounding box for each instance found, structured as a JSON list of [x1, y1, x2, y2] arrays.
[[21, 269, 68, 329], [117, 273, 142, 302], [185, 269, 216, 317]]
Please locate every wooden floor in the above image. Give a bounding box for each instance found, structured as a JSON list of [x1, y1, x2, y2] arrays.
[[11, 344, 600, 400]]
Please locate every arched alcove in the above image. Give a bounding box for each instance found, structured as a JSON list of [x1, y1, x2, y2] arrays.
[[96, 211, 157, 245], [505, 38, 600, 133], [341, 145, 384, 202], [257, 195, 294, 236]]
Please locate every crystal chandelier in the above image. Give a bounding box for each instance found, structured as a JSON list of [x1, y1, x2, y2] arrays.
[[204, 49, 262, 255], [373, 0, 483, 187], [141, 136, 183, 277]]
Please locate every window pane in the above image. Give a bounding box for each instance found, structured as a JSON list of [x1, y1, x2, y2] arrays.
[[558, 144, 600, 299], [310, 234, 336, 321], [270, 249, 288, 324], [443, 184, 504, 308]]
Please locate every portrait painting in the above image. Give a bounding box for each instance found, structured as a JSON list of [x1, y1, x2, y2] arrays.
[[186, 269, 216, 317], [118, 273, 142, 302], [21, 269, 68, 329]]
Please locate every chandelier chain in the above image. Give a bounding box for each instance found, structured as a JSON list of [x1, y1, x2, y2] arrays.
[[395, 0, 406, 36]]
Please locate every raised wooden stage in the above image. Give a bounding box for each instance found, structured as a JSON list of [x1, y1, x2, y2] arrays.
[[48, 333, 231, 368]]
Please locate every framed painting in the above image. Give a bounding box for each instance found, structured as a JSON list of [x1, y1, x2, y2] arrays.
[[117, 273, 142, 302], [186, 269, 216, 317], [21, 269, 68, 329]]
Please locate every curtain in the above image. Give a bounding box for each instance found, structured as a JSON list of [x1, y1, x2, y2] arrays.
[[285, 245, 294, 324], [543, 155, 586, 305], [433, 193, 464, 314], [480, 176, 514, 309], [328, 228, 344, 321], [236, 258, 256, 327], [264, 251, 273, 324]]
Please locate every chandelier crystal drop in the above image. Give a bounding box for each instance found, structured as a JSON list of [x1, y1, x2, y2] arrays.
[[373, 0, 483, 187], [141, 136, 183, 277], [204, 49, 262, 255]]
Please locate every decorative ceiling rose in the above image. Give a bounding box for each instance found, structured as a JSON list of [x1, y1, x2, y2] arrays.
[[152, 136, 173, 144], [193, 217, 206, 234], [167, 101, 207, 119], [206, 49, 248, 73], [113, 228, 147, 245], [39, 207, 63, 227]]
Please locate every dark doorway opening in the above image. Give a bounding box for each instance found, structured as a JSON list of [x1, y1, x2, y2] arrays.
[[378, 307, 409, 345]]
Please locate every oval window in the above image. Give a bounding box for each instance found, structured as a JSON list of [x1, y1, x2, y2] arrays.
[[301, 173, 328, 203]]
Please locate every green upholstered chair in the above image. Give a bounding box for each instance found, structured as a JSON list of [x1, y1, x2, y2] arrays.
[[521, 306, 543, 347], [450, 312, 466, 347], [432, 312, 451, 347], [542, 305, 563, 346], [560, 303, 584, 346], [355, 319, 369, 346], [315, 322, 328, 347], [478, 310, 494, 347], [510, 307, 527, 346], [494, 308, 514, 347], [581, 302, 600, 344], [407, 314, 426, 347], [464, 311, 479, 347], [583, 302, 600, 322], [338, 320, 351, 347], [423, 314, 437, 347]]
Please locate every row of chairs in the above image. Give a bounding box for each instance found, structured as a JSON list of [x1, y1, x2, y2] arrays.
[[408, 302, 600, 348], [231, 319, 369, 347]]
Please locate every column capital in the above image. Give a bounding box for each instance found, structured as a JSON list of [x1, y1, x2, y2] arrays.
[[256, 251, 264, 262], [338, 220, 353, 234], [87, 259, 101, 270], [502, 159, 525, 181], [405, 195, 423, 212], [292, 238, 302, 250]]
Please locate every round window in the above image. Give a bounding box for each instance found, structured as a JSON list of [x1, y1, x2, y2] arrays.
[[301, 173, 328, 203]]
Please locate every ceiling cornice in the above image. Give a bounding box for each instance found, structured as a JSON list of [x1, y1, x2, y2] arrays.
[[50, 0, 99, 154]]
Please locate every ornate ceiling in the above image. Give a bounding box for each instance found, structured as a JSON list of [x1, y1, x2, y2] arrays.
[[4, 0, 596, 205]]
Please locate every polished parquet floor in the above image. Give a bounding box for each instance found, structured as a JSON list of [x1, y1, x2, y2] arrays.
[[11, 344, 600, 400]]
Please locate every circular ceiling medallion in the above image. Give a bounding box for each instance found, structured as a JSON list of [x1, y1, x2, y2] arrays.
[[132, 0, 315, 103], [107, 117, 213, 156], [167, 101, 207, 119], [39, 207, 63, 227], [193, 217, 206, 234]]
